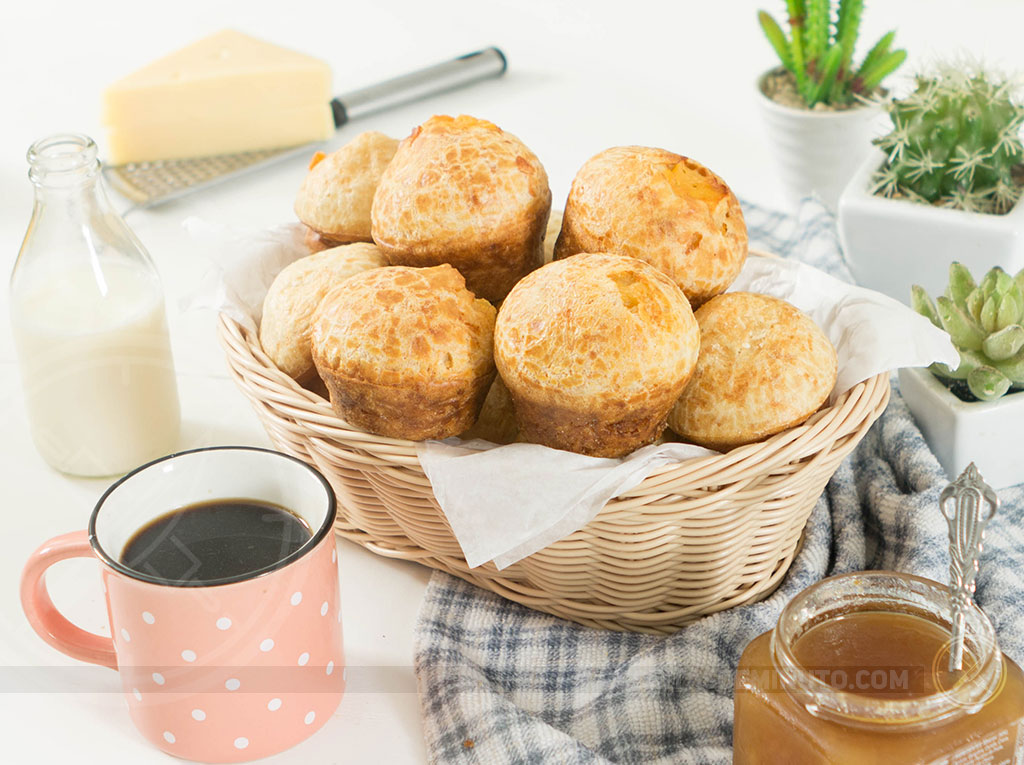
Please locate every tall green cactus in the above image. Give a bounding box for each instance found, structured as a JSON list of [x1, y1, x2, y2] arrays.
[[872, 68, 1024, 214], [759, 0, 906, 108], [913, 262, 1024, 401]]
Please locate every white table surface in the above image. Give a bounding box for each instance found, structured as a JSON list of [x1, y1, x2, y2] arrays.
[[3, 1, 1023, 762]]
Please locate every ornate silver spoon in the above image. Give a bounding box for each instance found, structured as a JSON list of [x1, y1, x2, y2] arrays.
[[939, 462, 999, 672]]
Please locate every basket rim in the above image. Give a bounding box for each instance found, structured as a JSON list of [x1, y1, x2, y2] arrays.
[[218, 292, 890, 481]]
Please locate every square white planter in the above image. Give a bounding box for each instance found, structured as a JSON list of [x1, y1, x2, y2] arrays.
[[899, 366, 1024, 490], [838, 149, 1024, 305]]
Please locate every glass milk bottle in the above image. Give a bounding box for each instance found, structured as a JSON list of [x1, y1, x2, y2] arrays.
[[10, 134, 180, 476]]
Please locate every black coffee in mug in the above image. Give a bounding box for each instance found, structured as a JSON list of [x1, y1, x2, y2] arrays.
[[120, 498, 312, 585]]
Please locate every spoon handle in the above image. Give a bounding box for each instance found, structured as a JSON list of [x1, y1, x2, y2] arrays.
[[939, 463, 998, 672]]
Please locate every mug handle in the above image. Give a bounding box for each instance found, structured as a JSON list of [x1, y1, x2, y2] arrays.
[[20, 530, 118, 670]]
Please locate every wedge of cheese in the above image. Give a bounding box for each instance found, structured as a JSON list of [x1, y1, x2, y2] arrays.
[[103, 30, 335, 164]]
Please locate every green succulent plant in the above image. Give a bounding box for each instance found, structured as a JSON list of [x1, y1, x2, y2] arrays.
[[873, 68, 1024, 214], [913, 262, 1024, 401], [758, 0, 906, 108]]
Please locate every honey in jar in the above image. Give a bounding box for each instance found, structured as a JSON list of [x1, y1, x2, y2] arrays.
[[733, 572, 1024, 764]]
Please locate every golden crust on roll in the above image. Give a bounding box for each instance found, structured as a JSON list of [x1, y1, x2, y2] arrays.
[[303, 226, 332, 254], [668, 292, 837, 451], [260, 242, 386, 382], [458, 376, 519, 445], [310, 264, 497, 440], [494, 253, 700, 458], [542, 209, 563, 265], [554, 146, 747, 306], [371, 115, 551, 303], [295, 131, 399, 246]]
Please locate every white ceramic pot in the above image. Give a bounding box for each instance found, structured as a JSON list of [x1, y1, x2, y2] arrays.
[[756, 68, 883, 212], [839, 149, 1024, 305], [899, 366, 1024, 490]]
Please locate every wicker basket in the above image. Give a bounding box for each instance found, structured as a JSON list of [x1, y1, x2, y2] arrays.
[[219, 307, 890, 634]]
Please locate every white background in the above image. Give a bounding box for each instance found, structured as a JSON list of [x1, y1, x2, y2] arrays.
[[2, 1, 1024, 762]]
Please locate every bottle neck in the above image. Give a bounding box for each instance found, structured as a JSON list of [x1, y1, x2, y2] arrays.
[[771, 572, 1003, 730], [28, 133, 103, 193], [13, 133, 156, 293], [24, 133, 125, 242]]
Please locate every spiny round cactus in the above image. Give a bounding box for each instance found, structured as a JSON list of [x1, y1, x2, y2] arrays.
[[913, 262, 1024, 401], [873, 68, 1024, 214]]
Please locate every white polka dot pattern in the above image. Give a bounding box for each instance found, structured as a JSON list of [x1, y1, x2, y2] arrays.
[[108, 530, 343, 760]]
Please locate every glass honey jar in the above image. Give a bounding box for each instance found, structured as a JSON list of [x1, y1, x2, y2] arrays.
[[734, 571, 1024, 764]]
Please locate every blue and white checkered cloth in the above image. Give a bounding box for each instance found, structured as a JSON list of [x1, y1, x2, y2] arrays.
[[412, 199, 1024, 765]]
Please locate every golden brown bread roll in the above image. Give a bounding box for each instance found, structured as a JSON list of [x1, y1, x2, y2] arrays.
[[667, 292, 837, 451], [303, 226, 332, 254], [260, 242, 386, 382], [371, 115, 551, 303], [310, 264, 497, 440], [554, 146, 747, 306], [494, 253, 700, 458], [542, 209, 563, 265], [458, 376, 519, 445], [294, 131, 399, 246]]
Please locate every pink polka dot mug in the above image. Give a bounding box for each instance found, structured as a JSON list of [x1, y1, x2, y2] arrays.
[[20, 446, 344, 762]]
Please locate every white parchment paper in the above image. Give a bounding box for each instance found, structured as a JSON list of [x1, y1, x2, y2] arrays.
[[187, 220, 959, 571]]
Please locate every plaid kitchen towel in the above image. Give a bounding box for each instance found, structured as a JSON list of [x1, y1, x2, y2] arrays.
[[412, 199, 1024, 765]]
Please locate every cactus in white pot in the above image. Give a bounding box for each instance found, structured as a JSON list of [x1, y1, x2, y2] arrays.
[[755, 0, 907, 210], [912, 262, 1024, 401]]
